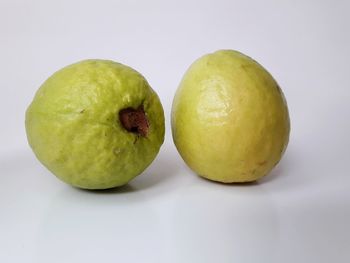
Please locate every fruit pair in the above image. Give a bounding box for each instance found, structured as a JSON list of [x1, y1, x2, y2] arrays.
[[26, 50, 290, 189]]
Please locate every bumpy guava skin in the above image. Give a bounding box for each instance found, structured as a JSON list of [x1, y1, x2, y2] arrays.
[[26, 60, 165, 189], [171, 50, 290, 183]]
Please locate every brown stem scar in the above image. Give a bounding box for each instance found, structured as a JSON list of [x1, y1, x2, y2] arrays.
[[119, 106, 149, 137]]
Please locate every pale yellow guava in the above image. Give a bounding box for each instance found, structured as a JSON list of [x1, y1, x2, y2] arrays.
[[171, 50, 290, 183]]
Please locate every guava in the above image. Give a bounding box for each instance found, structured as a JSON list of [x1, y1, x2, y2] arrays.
[[26, 60, 165, 189], [171, 50, 290, 183]]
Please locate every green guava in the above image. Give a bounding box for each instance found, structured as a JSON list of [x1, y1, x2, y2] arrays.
[[171, 50, 290, 183], [26, 60, 165, 189]]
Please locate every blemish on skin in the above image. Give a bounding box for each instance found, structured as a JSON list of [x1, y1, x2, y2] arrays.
[[80, 109, 85, 113], [258, 161, 267, 166], [241, 64, 250, 72]]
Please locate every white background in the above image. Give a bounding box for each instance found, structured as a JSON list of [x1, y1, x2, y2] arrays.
[[1, 0, 349, 262]]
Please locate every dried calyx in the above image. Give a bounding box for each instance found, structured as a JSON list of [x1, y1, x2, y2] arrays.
[[119, 106, 149, 137]]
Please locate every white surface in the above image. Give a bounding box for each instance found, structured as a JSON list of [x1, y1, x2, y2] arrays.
[[1, 0, 350, 262]]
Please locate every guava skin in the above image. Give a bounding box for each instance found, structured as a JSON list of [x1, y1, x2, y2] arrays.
[[171, 50, 290, 183], [26, 60, 165, 189]]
